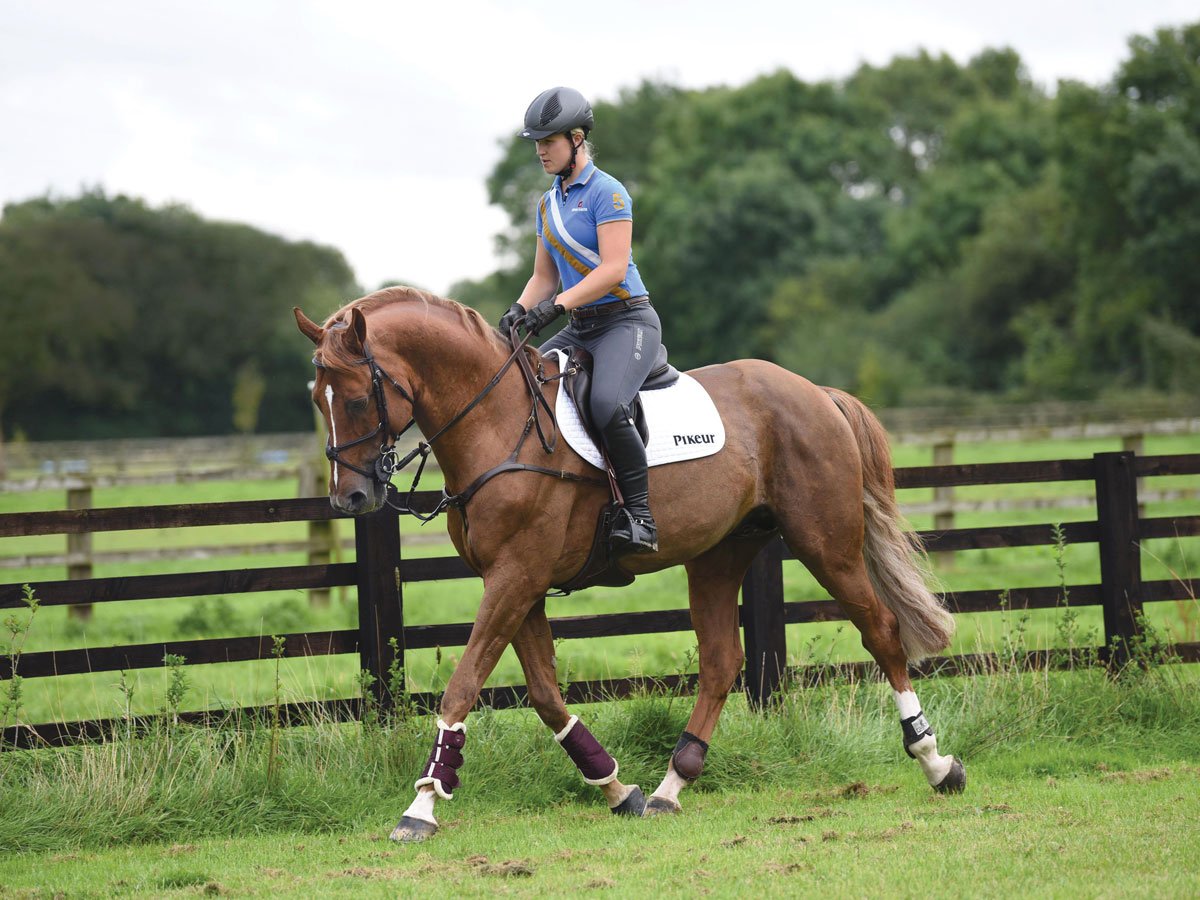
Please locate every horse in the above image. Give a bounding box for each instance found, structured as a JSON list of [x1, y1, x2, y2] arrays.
[[293, 286, 965, 842]]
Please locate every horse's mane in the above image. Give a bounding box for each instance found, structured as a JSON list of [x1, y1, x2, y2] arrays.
[[317, 286, 503, 369]]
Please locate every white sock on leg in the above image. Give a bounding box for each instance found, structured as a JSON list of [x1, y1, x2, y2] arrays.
[[401, 787, 438, 825], [651, 763, 688, 805], [893, 690, 954, 785]]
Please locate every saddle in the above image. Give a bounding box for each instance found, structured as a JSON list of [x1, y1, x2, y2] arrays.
[[559, 344, 680, 447], [547, 344, 680, 596]]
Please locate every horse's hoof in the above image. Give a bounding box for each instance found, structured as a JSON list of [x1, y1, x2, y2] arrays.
[[643, 795, 682, 816], [390, 816, 438, 842], [934, 757, 966, 794], [611, 785, 646, 817]]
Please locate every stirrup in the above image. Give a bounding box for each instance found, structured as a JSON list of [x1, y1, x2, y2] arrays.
[[609, 507, 658, 554]]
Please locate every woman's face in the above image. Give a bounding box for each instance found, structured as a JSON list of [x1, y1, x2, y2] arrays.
[[535, 133, 576, 174]]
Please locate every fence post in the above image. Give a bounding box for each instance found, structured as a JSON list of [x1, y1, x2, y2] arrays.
[[741, 537, 786, 710], [932, 438, 956, 570], [66, 482, 94, 621], [299, 461, 334, 608], [354, 508, 404, 712], [1121, 433, 1146, 519], [1094, 451, 1143, 669]]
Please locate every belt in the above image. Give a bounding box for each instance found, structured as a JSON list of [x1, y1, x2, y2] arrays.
[[570, 295, 650, 321]]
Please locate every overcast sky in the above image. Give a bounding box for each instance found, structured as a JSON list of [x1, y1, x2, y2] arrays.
[[3, 1, 1195, 296]]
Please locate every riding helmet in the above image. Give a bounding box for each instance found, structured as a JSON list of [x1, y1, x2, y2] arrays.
[[520, 87, 594, 140]]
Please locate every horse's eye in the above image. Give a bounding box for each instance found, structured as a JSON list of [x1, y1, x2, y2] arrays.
[[346, 396, 370, 414]]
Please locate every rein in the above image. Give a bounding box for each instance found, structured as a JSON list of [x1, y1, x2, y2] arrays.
[[320, 325, 601, 522]]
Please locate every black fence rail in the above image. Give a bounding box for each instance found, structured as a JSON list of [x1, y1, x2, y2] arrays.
[[3, 451, 1199, 750]]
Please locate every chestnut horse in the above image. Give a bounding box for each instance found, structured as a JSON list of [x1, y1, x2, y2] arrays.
[[294, 286, 964, 842]]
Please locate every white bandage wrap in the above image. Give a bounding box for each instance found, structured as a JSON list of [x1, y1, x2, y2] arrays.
[[413, 719, 466, 800]]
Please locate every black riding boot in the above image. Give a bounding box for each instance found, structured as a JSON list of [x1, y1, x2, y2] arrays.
[[602, 407, 658, 554]]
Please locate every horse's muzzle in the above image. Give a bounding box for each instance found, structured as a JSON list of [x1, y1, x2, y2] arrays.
[[330, 479, 387, 516]]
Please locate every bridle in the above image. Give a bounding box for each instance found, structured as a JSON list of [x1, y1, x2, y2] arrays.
[[315, 326, 601, 522], [317, 338, 418, 485]]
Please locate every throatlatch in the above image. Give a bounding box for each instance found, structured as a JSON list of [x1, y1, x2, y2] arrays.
[[414, 720, 467, 799], [555, 715, 618, 785], [671, 731, 709, 781]]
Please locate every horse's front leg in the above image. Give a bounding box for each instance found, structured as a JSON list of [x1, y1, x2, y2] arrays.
[[390, 573, 543, 843], [510, 599, 646, 816]]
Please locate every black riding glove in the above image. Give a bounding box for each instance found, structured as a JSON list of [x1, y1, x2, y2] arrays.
[[497, 302, 526, 335], [522, 298, 565, 336]]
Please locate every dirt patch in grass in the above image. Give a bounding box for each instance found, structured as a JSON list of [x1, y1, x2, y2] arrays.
[[477, 860, 535, 877], [766, 861, 811, 875], [840, 781, 899, 799], [877, 821, 915, 840], [463, 855, 535, 878], [1100, 767, 1174, 784]]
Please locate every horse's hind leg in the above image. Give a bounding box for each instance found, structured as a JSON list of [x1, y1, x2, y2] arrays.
[[791, 535, 964, 793], [508, 600, 646, 816], [646, 539, 764, 815]]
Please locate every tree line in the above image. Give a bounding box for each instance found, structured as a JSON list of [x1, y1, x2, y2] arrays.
[[454, 21, 1200, 408], [0, 192, 356, 440], [1, 21, 1196, 441]]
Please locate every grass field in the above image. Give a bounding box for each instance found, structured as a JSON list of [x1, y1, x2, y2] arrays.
[[2, 769, 1198, 898], [1, 664, 1198, 897], [2, 431, 1198, 726]]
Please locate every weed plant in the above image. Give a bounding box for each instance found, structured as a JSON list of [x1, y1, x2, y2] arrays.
[[1, 585, 39, 736]]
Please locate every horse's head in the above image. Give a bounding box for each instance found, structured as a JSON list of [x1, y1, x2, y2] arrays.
[[295, 305, 410, 515]]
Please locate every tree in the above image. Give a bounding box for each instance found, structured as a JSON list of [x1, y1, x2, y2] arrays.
[[0, 191, 357, 439]]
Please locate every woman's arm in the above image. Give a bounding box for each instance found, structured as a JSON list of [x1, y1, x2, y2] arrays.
[[514, 238, 561, 310], [554, 220, 632, 311]]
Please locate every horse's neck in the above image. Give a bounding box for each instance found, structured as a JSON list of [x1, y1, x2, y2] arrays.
[[380, 310, 526, 485]]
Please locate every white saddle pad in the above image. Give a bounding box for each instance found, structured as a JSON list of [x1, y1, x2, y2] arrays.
[[546, 349, 726, 470]]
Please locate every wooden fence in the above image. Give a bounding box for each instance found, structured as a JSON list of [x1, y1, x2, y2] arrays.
[[6, 418, 1200, 580], [2, 451, 1199, 750]]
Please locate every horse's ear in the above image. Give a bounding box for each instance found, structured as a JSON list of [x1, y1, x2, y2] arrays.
[[293, 307, 323, 345], [349, 307, 369, 349]]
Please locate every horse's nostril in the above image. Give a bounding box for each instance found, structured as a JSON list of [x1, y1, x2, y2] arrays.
[[348, 490, 368, 510]]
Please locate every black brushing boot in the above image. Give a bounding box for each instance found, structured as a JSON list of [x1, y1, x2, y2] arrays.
[[602, 407, 658, 554]]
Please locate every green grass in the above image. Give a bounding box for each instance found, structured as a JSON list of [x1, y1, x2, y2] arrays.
[[0, 664, 1198, 896], [2, 431, 1198, 724], [2, 772, 1198, 898]]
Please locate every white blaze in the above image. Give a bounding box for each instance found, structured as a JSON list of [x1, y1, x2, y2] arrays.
[[324, 384, 339, 488]]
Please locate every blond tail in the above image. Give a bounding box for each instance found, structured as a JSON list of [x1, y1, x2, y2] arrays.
[[823, 388, 955, 661]]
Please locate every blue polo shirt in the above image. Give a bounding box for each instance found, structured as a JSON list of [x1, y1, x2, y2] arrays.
[[535, 161, 648, 306]]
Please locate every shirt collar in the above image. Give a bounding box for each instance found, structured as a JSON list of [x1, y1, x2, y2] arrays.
[[554, 161, 597, 194]]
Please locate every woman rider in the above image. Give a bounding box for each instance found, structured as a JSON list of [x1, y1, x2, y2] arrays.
[[498, 86, 661, 555]]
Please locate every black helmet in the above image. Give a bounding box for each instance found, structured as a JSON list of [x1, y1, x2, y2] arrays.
[[520, 87, 594, 140]]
